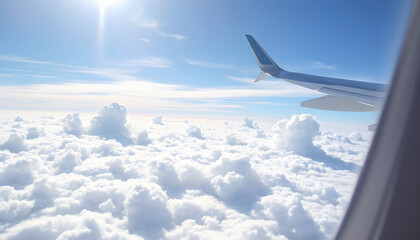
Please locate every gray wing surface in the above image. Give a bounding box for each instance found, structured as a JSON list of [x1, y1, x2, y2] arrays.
[[245, 34, 388, 111]]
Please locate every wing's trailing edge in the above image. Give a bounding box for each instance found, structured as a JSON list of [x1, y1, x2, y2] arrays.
[[245, 34, 388, 111], [301, 95, 377, 112]]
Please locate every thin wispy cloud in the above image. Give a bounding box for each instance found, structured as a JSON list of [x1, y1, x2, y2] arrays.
[[0, 55, 318, 112], [0, 55, 56, 66], [139, 38, 150, 42], [0, 55, 173, 83], [311, 61, 336, 69], [135, 18, 159, 28], [225, 75, 307, 89], [186, 59, 257, 74], [25, 74, 57, 79], [131, 15, 186, 41], [225, 75, 254, 84], [117, 57, 173, 69], [1, 55, 172, 70], [0, 79, 318, 112], [155, 30, 186, 41], [65, 68, 138, 81], [0, 55, 85, 71], [0, 73, 14, 77]]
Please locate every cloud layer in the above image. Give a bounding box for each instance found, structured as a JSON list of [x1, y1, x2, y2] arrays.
[[0, 104, 370, 239]]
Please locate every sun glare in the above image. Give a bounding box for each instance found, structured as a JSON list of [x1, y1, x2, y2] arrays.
[[96, 0, 121, 59], [96, 0, 121, 8]]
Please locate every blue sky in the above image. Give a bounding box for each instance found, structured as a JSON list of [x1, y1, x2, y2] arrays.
[[0, 0, 413, 124]]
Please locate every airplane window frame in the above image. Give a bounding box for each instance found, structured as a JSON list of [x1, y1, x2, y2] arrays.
[[335, 1, 420, 239]]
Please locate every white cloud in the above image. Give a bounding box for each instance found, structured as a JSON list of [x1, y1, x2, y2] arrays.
[[26, 127, 42, 140], [89, 103, 134, 146], [0, 54, 319, 113], [131, 15, 186, 41], [256, 130, 266, 138], [272, 114, 322, 157], [54, 150, 82, 174], [210, 157, 269, 210], [187, 59, 254, 74], [243, 118, 258, 129], [0, 133, 26, 153], [0, 105, 371, 239], [272, 114, 359, 171], [117, 57, 173, 69], [14, 116, 24, 122], [168, 194, 226, 226], [252, 188, 324, 239], [186, 125, 204, 139], [226, 134, 246, 146], [152, 116, 164, 125], [0, 197, 34, 223], [0, 158, 36, 189], [155, 30, 186, 41], [136, 130, 152, 146], [134, 18, 158, 28], [150, 161, 183, 196], [0, 55, 56, 66], [225, 75, 255, 83], [125, 182, 173, 239], [0, 79, 318, 113], [0, 211, 142, 240], [311, 61, 336, 70], [62, 113, 84, 137], [25, 74, 57, 79], [349, 132, 364, 141]]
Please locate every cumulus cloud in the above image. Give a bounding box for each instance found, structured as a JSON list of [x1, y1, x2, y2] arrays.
[[89, 103, 134, 145], [210, 157, 270, 211], [253, 189, 324, 240], [26, 127, 42, 139], [62, 113, 84, 137], [226, 134, 246, 146], [186, 125, 204, 139], [0, 108, 369, 239], [14, 116, 23, 122], [256, 130, 266, 138], [349, 132, 364, 141], [0, 133, 26, 153], [0, 158, 36, 189], [136, 130, 152, 146], [0, 211, 142, 240], [243, 118, 258, 129], [152, 116, 164, 125], [106, 158, 137, 181], [272, 114, 321, 157], [150, 161, 183, 197], [272, 114, 359, 171], [54, 150, 82, 174], [125, 182, 172, 239]]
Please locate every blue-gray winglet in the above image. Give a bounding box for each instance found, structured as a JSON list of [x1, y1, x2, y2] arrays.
[[245, 34, 283, 81]]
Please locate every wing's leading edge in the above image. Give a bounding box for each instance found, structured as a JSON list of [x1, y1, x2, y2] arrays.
[[245, 34, 388, 111], [245, 34, 283, 78]]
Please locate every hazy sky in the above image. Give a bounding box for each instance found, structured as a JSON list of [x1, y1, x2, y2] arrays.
[[0, 0, 413, 123]]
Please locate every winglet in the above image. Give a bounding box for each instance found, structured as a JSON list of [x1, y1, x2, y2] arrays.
[[245, 34, 283, 80], [255, 72, 269, 83]]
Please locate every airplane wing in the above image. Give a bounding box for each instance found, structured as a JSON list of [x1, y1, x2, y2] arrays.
[[245, 34, 389, 112]]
